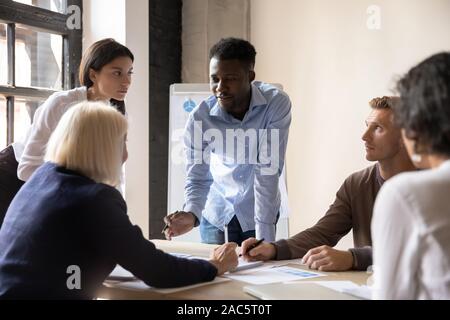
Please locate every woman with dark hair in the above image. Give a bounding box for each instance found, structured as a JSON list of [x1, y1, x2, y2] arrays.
[[372, 52, 450, 299], [0, 38, 133, 227]]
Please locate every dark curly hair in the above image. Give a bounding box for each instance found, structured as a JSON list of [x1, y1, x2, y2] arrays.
[[209, 37, 256, 69], [394, 52, 450, 156]]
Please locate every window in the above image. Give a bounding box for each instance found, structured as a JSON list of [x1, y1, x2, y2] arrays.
[[0, 97, 6, 149], [13, 0, 66, 13], [0, 0, 82, 147], [0, 24, 7, 86], [15, 25, 63, 90]]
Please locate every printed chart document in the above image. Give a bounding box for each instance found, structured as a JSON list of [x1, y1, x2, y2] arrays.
[[224, 266, 325, 285]]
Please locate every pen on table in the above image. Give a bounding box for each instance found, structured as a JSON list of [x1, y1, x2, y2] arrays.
[[239, 238, 265, 257], [161, 210, 178, 234], [224, 224, 229, 243]]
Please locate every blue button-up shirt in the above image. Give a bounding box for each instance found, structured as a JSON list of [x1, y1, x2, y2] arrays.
[[183, 81, 291, 241]]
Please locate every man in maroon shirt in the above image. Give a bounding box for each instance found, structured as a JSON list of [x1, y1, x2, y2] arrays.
[[241, 96, 416, 271]]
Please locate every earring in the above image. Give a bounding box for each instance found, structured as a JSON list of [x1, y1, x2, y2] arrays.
[[411, 153, 422, 163], [409, 138, 423, 163]]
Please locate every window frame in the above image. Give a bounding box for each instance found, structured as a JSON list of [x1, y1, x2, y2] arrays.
[[0, 0, 82, 146]]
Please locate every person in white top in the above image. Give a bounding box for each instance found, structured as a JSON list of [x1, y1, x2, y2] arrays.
[[0, 38, 134, 227], [372, 52, 450, 299]]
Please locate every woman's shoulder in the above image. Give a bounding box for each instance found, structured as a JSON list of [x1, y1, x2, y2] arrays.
[[81, 183, 127, 219], [39, 163, 123, 200], [381, 170, 420, 197], [387, 168, 442, 193], [34, 87, 87, 125], [60, 172, 126, 213], [45, 86, 87, 107], [377, 168, 443, 217]]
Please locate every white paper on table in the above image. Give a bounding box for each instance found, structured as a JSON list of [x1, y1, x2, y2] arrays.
[[233, 258, 304, 273], [106, 276, 230, 294], [300, 281, 372, 300], [341, 285, 373, 300], [314, 281, 360, 293], [170, 252, 193, 258], [223, 266, 326, 285], [108, 265, 135, 281], [267, 259, 304, 267], [229, 258, 264, 272], [107, 252, 195, 281]]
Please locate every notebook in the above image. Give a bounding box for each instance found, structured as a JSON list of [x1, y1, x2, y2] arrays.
[[243, 282, 361, 300]]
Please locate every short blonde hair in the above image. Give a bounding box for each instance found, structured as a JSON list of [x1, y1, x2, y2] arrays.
[[45, 101, 128, 186], [369, 96, 400, 110]]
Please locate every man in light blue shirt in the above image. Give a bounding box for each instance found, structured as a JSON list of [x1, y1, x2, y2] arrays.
[[164, 38, 291, 245]]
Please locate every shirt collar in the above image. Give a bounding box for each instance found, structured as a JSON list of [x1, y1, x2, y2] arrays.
[[375, 163, 385, 187], [209, 82, 268, 119]]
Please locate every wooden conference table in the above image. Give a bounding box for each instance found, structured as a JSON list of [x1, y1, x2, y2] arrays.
[[97, 240, 369, 300]]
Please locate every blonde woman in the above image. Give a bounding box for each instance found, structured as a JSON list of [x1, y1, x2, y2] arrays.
[[0, 102, 238, 299]]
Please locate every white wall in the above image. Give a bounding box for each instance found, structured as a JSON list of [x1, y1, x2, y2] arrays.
[[250, 0, 450, 249], [123, 0, 149, 237], [82, 0, 126, 48], [83, 0, 149, 236], [182, 0, 250, 82]]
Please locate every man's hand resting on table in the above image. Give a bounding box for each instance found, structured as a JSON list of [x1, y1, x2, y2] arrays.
[[302, 245, 353, 271]]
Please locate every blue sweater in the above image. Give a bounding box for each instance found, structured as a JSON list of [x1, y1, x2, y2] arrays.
[[0, 162, 217, 299]]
